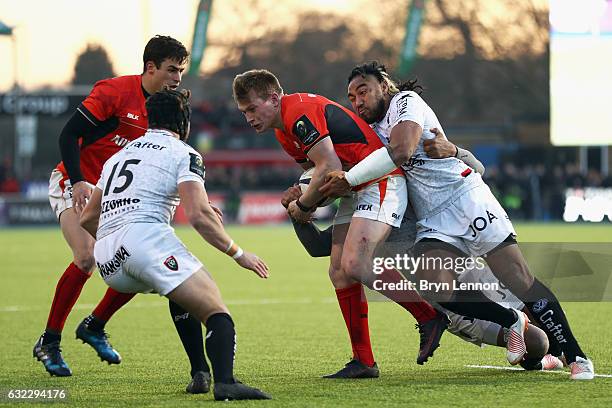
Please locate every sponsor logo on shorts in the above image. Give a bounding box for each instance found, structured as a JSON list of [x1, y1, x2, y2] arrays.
[[532, 298, 548, 313], [391, 213, 401, 220], [164, 256, 179, 271], [356, 204, 373, 212], [97, 246, 131, 278], [468, 210, 498, 237]]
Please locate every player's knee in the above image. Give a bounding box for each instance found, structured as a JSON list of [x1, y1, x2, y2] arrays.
[[73, 255, 96, 273], [328, 265, 352, 288], [340, 253, 367, 282]]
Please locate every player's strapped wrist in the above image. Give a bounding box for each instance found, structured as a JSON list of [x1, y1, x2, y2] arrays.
[[296, 198, 314, 213], [224, 239, 244, 259], [345, 146, 398, 187]]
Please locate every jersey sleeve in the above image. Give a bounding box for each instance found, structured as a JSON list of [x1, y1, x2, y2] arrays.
[[177, 149, 206, 186], [80, 79, 121, 123], [274, 130, 309, 164], [284, 102, 329, 154], [389, 92, 426, 130]]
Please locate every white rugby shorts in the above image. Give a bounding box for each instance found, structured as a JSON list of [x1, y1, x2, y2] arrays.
[[333, 176, 407, 228], [94, 223, 202, 295], [48, 169, 94, 219], [415, 183, 516, 256]]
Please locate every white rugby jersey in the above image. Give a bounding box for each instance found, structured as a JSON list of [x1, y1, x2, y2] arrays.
[[371, 91, 483, 220], [95, 129, 205, 239]]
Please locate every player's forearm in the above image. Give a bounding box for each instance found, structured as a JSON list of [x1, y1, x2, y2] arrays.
[[301, 162, 339, 208], [59, 111, 94, 184], [291, 219, 333, 257], [190, 207, 233, 252], [344, 147, 397, 187], [456, 147, 485, 175]]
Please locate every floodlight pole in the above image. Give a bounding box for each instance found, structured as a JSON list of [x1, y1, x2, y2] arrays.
[[11, 31, 23, 179]]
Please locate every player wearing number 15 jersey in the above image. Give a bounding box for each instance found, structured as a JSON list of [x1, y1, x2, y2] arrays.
[[33, 37, 214, 390], [80, 89, 271, 400]]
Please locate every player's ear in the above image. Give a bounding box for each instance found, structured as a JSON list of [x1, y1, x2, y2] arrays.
[[145, 61, 156, 74], [270, 92, 280, 107], [381, 80, 388, 95]]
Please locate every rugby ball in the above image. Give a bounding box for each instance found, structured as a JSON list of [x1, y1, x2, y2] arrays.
[[298, 167, 336, 207]]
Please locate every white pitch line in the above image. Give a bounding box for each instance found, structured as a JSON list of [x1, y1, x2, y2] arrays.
[[0, 297, 336, 313], [466, 364, 612, 378]]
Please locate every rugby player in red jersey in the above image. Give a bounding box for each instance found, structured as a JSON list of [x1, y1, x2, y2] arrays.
[[34, 36, 213, 391], [232, 70, 449, 378]]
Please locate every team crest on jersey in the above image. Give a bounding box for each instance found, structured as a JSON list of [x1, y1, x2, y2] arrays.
[[293, 115, 320, 146], [189, 153, 205, 179], [163, 256, 179, 271]]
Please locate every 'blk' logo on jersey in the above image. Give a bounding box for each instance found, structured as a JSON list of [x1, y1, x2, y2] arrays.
[[163, 256, 178, 271]]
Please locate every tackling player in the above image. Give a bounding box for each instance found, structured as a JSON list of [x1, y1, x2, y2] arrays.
[[284, 148, 562, 371], [232, 69, 449, 378], [79, 89, 271, 400], [34, 36, 214, 391], [320, 61, 593, 379]]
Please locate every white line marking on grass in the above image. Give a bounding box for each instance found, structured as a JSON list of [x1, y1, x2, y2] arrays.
[[466, 365, 612, 378], [0, 297, 336, 313]]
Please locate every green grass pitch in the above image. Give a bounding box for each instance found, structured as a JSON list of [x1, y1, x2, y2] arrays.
[[1, 223, 611, 407]]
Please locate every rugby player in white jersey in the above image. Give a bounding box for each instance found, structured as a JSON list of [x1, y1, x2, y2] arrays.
[[282, 183, 562, 372], [320, 61, 593, 380], [79, 89, 271, 400]]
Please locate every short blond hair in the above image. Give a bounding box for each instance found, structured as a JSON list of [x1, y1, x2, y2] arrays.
[[232, 69, 284, 102]]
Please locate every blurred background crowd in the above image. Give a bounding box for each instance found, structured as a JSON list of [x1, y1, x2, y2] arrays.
[[1, 0, 610, 224]]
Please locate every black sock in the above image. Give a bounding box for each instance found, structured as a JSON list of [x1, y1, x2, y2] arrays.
[[42, 331, 61, 345], [439, 290, 518, 328], [205, 313, 236, 384], [520, 357, 543, 371], [168, 300, 210, 377], [522, 278, 586, 363], [83, 314, 105, 332]]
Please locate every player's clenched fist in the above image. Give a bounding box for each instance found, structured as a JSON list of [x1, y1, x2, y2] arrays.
[[423, 128, 457, 159], [235, 252, 269, 278], [319, 170, 350, 198], [281, 185, 302, 208], [287, 200, 314, 223]]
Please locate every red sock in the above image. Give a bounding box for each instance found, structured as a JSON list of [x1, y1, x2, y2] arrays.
[[375, 268, 438, 323], [335, 283, 375, 367], [46, 262, 91, 332], [92, 287, 136, 322]]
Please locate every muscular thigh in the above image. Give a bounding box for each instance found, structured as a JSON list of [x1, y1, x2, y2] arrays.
[[60, 208, 96, 271]]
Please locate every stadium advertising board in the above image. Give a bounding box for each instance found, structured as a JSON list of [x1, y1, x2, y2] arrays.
[[564, 187, 612, 222], [550, 0, 612, 146]]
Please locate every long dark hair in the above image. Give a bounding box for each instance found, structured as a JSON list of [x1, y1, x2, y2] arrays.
[[348, 61, 423, 95]]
